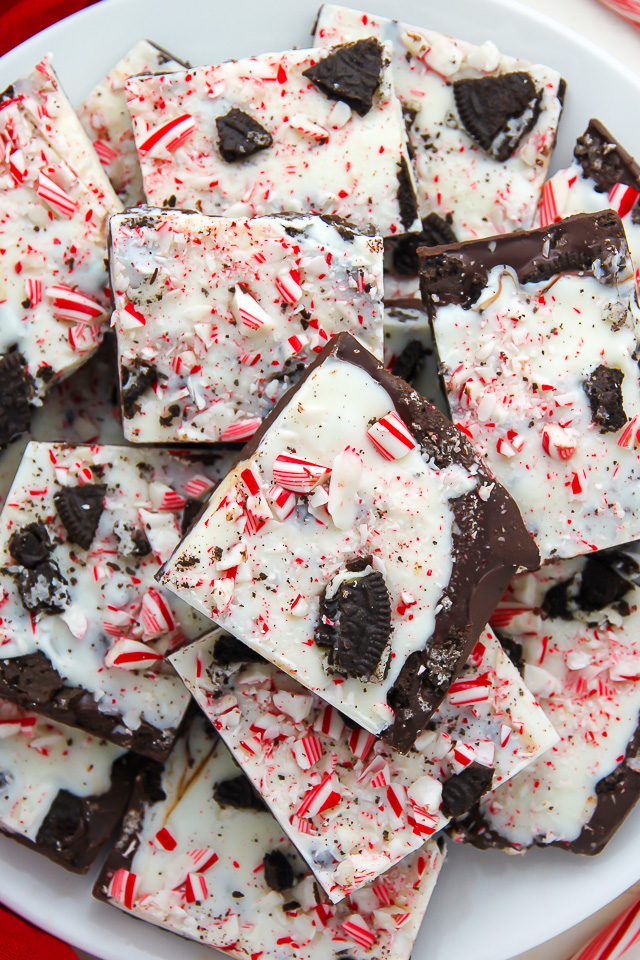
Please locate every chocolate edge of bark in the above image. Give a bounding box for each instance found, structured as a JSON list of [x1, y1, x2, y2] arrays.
[[577, 118, 640, 193], [0, 651, 181, 761], [1, 751, 140, 874], [146, 40, 191, 70], [159, 332, 539, 753]]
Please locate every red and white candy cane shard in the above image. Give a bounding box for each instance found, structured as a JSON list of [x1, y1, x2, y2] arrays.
[[266, 484, 297, 521], [597, 0, 640, 27], [93, 139, 119, 165], [618, 415, 640, 448], [541, 423, 576, 460], [138, 113, 196, 154], [185, 873, 208, 904], [570, 893, 640, 960], [219, 418, 262, 442], [283, 334, 308, 361], [25, 278, 42, 306], [500, 724, 512, 747], [0, 719, 22, 739], [447, 672, 492, 706], [45, 284, 104, 322], [149, 482, 187, 511], [245, 491, 273, 535], [348, 727, 377, 761], [183, 474, 213, 497], [373, 882, 392, 906], [122, 301, 146, 326], [187, 848, 219, 873], [341, 915, 377, 950], [272, 454, 330, 493], [105, 638, 163, 671], [452, 741, 477, 768], [539, 179, 560, 227], [288, 114, 330, 143], [386, 783, 408, 819], [275, 269, 303, 304], [141, 587, 175, 638], [408, 804, 439, 837], [108, 869, 138, 910], [496, 437, 516, 458], [240, 465, 264, 497], [609, 182, 640, 218], [358, 755, 390, 787], [232, 288, 272, 331], [313, 703, 346, 741], [367, 410, 417, 461], [154, 827, 177, 851], [314, 902, 335, 926], [291, 734, 324, 770], [37, 171, 77, 217], [9, 149, 26, 185], [291, 814, 317, 836], [296, 774, 341, 818]]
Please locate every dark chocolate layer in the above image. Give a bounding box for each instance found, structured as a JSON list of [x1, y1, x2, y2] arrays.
[[160, 332, 540, 753], [1, 751, 139, 874], [574, 118, 640, 194]]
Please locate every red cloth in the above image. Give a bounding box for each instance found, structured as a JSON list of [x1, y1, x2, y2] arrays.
[[0, 0, 99, 58], [0, 905, 79, 960]]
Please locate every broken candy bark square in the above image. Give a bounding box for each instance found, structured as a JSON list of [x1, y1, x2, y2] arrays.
[[538, 119, 640, 266], [421, 210, 640, 563], [110, 207, 384, 443], [0, 58, 122, 447], [158, 332, 539, 751], [383, 298, 447, 414], [0, 441, 234, 760], [169, 626, 557, 902], [79, 40, 189, 206], [0, 698, 138, 873], [313, 4, 565, 287], [94, 712, 445, 960], [451, 544, 640, 855], [124, 42, 420, 235]]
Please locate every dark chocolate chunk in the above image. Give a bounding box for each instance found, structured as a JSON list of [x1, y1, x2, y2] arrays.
[[441, 763, 494, 819], [316, 563, 391, 680], [542, 578, 573, 620], [15, 560, 69, 614], [574, 119, 640, 193], [141, 761, 167, 804], [215, 108, 273, 163], [390, 213, 458, 278], [584, 365, 627, 433], [396, 156, 419, 230], [121, 360, 157, 420], [391, 340, 427, 385], [213, 774, 266, 811], [8, 522, 51, 568], [496, 634, 525, 674], [36, 790, 84, 850], [54, 483, 106, 550], [577, 554, 632, 612], [212, 633, 265, 667], [181, 497, 204, 536], [302, 38, 384, 117], [453, 72, 542, 162], [0, 351, 34, 447], [263, 849, 294, 891]]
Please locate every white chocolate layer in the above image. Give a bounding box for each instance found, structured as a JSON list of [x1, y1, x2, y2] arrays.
[[124, 46, 420, 235], [110, 209, 384, 443], [170, 626, 557, 902]]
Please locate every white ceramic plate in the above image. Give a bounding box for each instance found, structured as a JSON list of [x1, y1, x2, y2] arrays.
[[1, 1, 640, 958]]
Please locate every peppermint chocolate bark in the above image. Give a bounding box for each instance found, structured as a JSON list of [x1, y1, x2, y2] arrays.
[[538, 119, 640, 265], [94, 713, 445, 959], [0, 58, 122, 447], [110, 208, 384, 443], [158, 332, 539, 751], [169, 626, 557, 902], [421, 210, 640, 562], [79, 40, 189, 206], [383, 298, 447, 413], [313, 4, 565, 288], [124, 44, 420, 235], [451, 544, 640, 855], [0, 698, 137, 873], [0, 442, 233, 759]]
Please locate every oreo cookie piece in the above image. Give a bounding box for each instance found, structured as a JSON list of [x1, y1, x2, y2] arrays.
[[213, 774, 266, 811], [215, 109, 273, 163], [54, 483, 107, 550], [0, 351, 34, 447], [8, 522, 51, 568], [396, 156, 419, 231], [584, 365, 627, 433], [113, 519, 151, 558], [453, 72, 542, 162], [15, 560, 69, 614], [577, 553, 632, 612], [316, 559, 392, 681], [574, 119, 640, 193], [263, 849, 294, 891], [212, 633, 265, 667], [121, 360, 157, 420], [441, 763, 494, 819], [302, 38, 384, 117], [390, 340, 427, 385]]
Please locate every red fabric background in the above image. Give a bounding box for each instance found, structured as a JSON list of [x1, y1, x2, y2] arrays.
[[0, 906, 79, 960], [0, 0, 99, 58]]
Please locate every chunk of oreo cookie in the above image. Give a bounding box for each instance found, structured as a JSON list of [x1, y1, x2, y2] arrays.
[[574, 119, 640, 193], [15, 560, 69, 614], [0, 351, 34, 447], [396, 156, 419, 231], [215, 108, 273, 163], [54, 483, 106, 550], [8, 522, 51, 568], [390, 340, 427, 386], [121, 360, 157, 420], [213, 774, 266, 811], [441, 763, 494, 819], [584, 364, 627, 433], [212, 633, 265, 667], [263, 849, 294, 891], [453, 72, 542, 162], [302, 38, 384, 117], [390, 213, 458, 277], [113, 519, 151, 558], [577, 554, 632, 612], [316, 559, 392, 681]]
